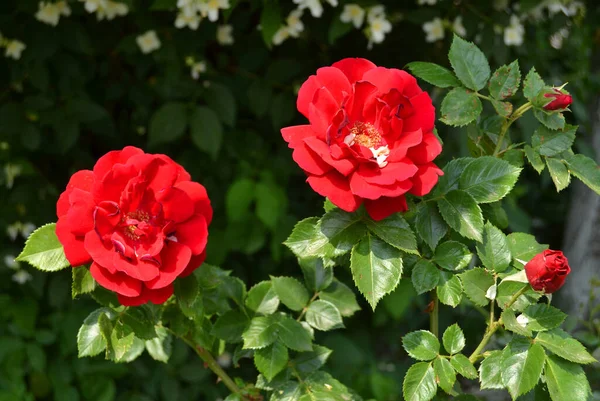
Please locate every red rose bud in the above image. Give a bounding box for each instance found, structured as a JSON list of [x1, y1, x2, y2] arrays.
[[524, 249, 571, 293], [56, 146, 212, 306], [542, 89, 572, 111]]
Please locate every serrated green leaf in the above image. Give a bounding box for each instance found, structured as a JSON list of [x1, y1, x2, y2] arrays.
[[437, 272, 463, 307], [544, 354, 592, 401], [111, 323, 135, 362], [366, 214, 418, 255], [259, 0, 282, 47], [190, 106, 222, 160], [174, 274, 202, 319], [433, 158, 475, 196], [117, 337, 145, 363], [489, 60, 521, 99], [481, 202, 509, 230], [448, 35, 491, 91], [534, 109, 565, 130], [523, 304, 566, 332], [506, 233, 548, 266], [438, 190, 484, 242], [536, 328, 597, 364], [305, 300, 343, 331], [440, 87, 483, 127], [212, 310, 249, 343], [292, 345, 332, 374], [242, 316, 278, 350], [270, 381, 303, 401], [433, 241, 472, 271], [479, 350, 504, 389], [283, 217, 329, 259], [254, 342, 288, 382], [148, 102, 188, 146], [491, 99, 513, 117], [476, 222, 511, 272], [319, 279, 361, 317], [532, 125, 576, 157], [275, 315, 312, 352], [497, 281, 541, 311], [501, 309, 533, 337], [547, 158, 572, 192], [563, 153, 600, 195], [246, 281, 280, 315], [459, 156, 522, 204], [16, 223, 70, 271], [350, 233, 403, 310], [271, 276, 309, 312], [77, 308, 115, 357], [120, 308, 157, 340], [442, 324, 465, 355], [450, 354, 478, 379], [501, 339, 545, 400], [405, 62, 461, 88], [72, 267, 96, 298], [403, 362, 437, 401], [299, 258, 333, 292], [319, 208, 367, 258], [523, 68, 545, 101], [434, 357, 457, 395], [460, 268, 495, 306], [145, 326, 172, 363], [525, 145, 545, 173], [403, 330, 440, 361], [411, 259, 441, 295], [415, 202, 448, 251]]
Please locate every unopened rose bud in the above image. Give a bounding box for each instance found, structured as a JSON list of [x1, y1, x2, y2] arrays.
[[524, 249, 571, 293], [536, 88, 572, 111]]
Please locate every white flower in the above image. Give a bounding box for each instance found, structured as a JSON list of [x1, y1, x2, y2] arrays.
[[493, 0, 509, 11], [4, 255, 18, 269], [191, 61, 207, 79], [452, 16, 466, 37], [417, 0, 437, 5], [272, 26, 291, 46], [286, 8, 304, 36], [368, 16, 392, 44], [198, 0, 230, 22], [36, 2, 70, 26], [563, 1, 584, 17], [5, 40, 26, 60], [4, 163, 22, 186], [96, 1, 129, 20], [340, 4, 365, 29], [549, 27, 569, 50], [7, 223, 20, 241], [12, 270, 32, 285], [175, 12, 202, 29], [293, 0, 337, 18], [504, 15, 524, 46], [367, 5, 385, 23], [216, 25, 234, 45], [20, 223, 36, 238], [136, 30, 161, 54], [79, 0, 106, 13], [423, 17, 445, 43]]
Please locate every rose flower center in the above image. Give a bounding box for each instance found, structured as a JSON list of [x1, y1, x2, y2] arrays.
[[344, 122, 390, 168], [122, 210, 152, 240]]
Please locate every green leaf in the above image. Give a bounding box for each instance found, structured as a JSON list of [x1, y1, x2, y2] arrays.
[[77, 308, 115, 357], [491, 99, 513, 118], [479, 350, 504, 389], [120, 308, 157, 340], [411, 259, 441, 295], [544, 355, 592, 401], [459, 156, 522, 204], [350, 233, 403, 310], [328, 12, 353, 44], [415, 202, 448, 251], [148, 102, 188, 146], [546, 158, 571, 192], [525, 145, 545, 174], [111, 323, 135, 362], [434, 357, 457, 395], [254, 342, 289, 382], [460, 268, 495, 306], [501, 309, 533, 337], [174, 274, 202, 319], [212, 310, 249, 343], [226, 178, 255, 222], [482, 202, 509, 230], [145, 326, 172, 363], [271, 276, 309, 312], [497, 281, 540, 311], [275, 315, 312, 352], [16, 223, 70, 271], [292, 345, 332, 374], [259, 0, 282, 47], [246, 281, 280, 315], [536, 329, 597, 364], [72, 267, 96, 298], [523, 68, 545, 101], [405, 62, 461, 88], [299, 258, 333, 292], [205, 83, 237, 127], [433, 241, 472, 271], [506, 233, 548, 266], [489, 60, 521, 99], [450, 354, 478, 379], [442, 324, 465, 355], [433, 158, 475, 196], [532, 125, 576, 157], [403, 330, 440, 361], [476, 222, 511, 272], [319, 279, 361, 317], [305, 300, 344, 331], [440, 87, 483, 127], [255, 181, 285, 230], [242, 316, 278, 350], [247, 79, 273, 117], [523, 304, 566, 332], [366, 214, 418, 255], [283, 217, 330, 260], [190, 106, 223, 160], [438, 190, 484, 242], [448, 35, 491, 91], [269, 381, 303, 401], [319, 208, 367, 258], [563, 153, 600, 195], [501, 339, 545, 400], [437, 272, 463, 307], [402, 362, 437, 401], [534, 109, 565, 130]]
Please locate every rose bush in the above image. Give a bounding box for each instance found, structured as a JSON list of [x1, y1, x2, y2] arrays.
[[56, 146, 212, 306], [281, 58, 443, 221], [525, 249, 571, 293]]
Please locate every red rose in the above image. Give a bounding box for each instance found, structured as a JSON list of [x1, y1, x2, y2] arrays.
[[282, 58, 443, 221], [524, 250, 571, 293], [542, 89, 572, 111], [56, 146, 212, 306]]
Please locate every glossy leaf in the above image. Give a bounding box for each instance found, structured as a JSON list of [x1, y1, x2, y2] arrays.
[[403, 330, 440, 361], [16, 223, 70, 271], [459, 156, 522, 204], [448, 35, 491, 91], [438, 190, 484, 242], [405, 61, 461, 88]]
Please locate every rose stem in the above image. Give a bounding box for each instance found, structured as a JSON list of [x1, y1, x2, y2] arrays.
[[430, 291, 439, 338]]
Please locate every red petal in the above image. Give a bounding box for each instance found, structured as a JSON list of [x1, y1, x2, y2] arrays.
[[174, 214, 208, 255], [174, 181, 213, 225], [404, 92, 435, 133], [388, 129, 423, 162], [90, 262, 142, 297], [93, 146, 144, 181], [157, 154, 191, 183], [140, 156, 180, 193], [349, 171, 412, 199], [306, 171, 361, 212], [332, 58, 377, 83], [180, 251, 206, 278], [406, 132, 442, 165], [146, 242, 192, 289], [117, 284, 174, 306], [57, 170, 95, 218], [303, 137, 357, 176], [84, 231, 117, 273], [93, 163, 137, 203], [409, 163, 444, 196], [297, 75, 320, 118], [293, 143, 334, 176], [362, 67, 412, 95], [314, 67, 352, 106], [364, 196, 408, 221], [56, 219, 91, 267], [356, 160, 418, 186], [281, 125, 316, 147], [63, 188, 95, 235], [112, 253, 161, 282], [157, 187, 194, 223], [347, 81, 378, 123]]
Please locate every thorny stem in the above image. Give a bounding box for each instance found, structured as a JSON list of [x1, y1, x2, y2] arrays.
[[493, 102, 533, 156], [430, 291, 439, 338], [468, 286, 529, 363], [297, 292, 321, 322]]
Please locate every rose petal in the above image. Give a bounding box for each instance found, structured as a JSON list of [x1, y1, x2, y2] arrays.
[[117, 284, 174, 306], [84, 231, 117, 273], [297, 75, 321, 118], [362, 67, 410, 95], [406, 132, 443, 165], [303, 137, 357, 176], [408, 162, 443, 196], [306, 171, 361, 212], [146, 242, 192, 289], [157, 187, 195, 223], [180, 251, 206, 278], [332, 58, 377, 83], [174, 214, 208, 255], [364, 196, 408, 221], [57, 170, 95, 218], [349, 171, 412, 199], [93, 146, 144, 181], [404, 92, 435, 132], [293, 143, 334, 176], [174, 181, 213, 225], [112, 252, 161, 282], [281, 125, 316, 146], [90, 262, 142, 297], [56, 219, 91, 267]]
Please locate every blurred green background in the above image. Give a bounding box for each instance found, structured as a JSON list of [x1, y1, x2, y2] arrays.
[[1, 0, 599, 400]]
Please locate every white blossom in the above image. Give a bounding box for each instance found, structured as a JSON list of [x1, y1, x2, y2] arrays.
[[504, 15, 524, 46], [216, 24, 234, 45], [12, 270, 32, 285], [136, 30, 161, 54], [4, 255, 18, 269], [452, 16, 466, 37], [417, 0, 437, 5], [272, 26, 291, 46], [175, 12, 202, 29], [367, 5, 385, 23], [293, 0, 337, 18], [286, 8, 304, 36], [340, 4, 365, 29], [191, 61, 207, 80], [5, 40, 26, 60], [79, 0, 104, 13], [423, 17, 445, 43], [369, 16, 392, 44], [21, 223, 36, 238], [198, 0, 230, 22], [96, 1, 128, 20], [35, 1, 71, 26]]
